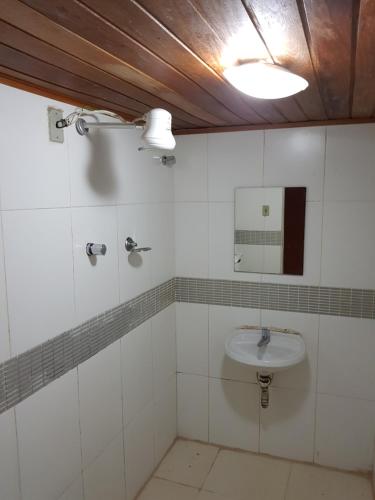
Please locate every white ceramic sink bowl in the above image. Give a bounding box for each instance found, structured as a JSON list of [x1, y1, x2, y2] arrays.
[[225, 330, 306, 373]]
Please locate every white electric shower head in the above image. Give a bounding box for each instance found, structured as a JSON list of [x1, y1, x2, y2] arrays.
[[56, 107, 176, 152], [141, 108, 176, 151]]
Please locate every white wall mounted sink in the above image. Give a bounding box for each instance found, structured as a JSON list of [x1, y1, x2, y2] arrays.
[[225, 329, 306, 374]]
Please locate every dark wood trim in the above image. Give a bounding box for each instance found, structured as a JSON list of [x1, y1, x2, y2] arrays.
[[174, 117, 375, 134]]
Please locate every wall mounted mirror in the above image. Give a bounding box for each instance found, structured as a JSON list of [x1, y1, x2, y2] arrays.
[[234, 187, 306, 275]]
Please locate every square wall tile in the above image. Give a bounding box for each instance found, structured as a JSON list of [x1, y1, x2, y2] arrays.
[[177, 373, 209, 442], [68, 126, 119, 207], [208, 131, 263, 202], [117, 204, 152, 302], [78, 341, 123, 467], [0, 409, 21, 500], [175, 202, 209, 278], [325, 124, 375, 202], [155, 373, 177, 464], [260, 387, 315, 462], [121, 320, 153, 425], [264, 127, 325, 201], [16, 370, 81, 500], [209, 202, 262, 282], [176, 303, 209, 376], [209, 378, 259, 451], [318, 316, 375, 400], [174, 134, 208, 202], [3, 209, 74, 354], [209, 306, 260, 383], [0, 217, 10, 362], [155, 439, 218, 488], [83, 432, 126, 500], [261, 202, 322, 286], [261, 310, 319, 392], [58, 477, 84, 500], [315, 393, 375, 471], [321, 201, 375, 288], [0, 85, 71, 209], [125, 401, 155, 500], [150, 203, 175, 286], [72, 206, 120, 323], [116, 128, 174, 204], [152, 304, 176, 400]]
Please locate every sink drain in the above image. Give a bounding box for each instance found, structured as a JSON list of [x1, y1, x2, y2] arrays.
[[257, 373, 273, 409]]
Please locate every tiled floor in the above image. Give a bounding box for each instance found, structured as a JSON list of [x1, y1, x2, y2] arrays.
[[137, 439, 373, 500]]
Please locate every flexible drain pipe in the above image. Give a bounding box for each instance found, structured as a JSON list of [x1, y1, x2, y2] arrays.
[[257, 373, 273, 409]]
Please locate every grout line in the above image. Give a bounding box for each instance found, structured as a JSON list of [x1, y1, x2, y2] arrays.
[[283, 461, 293, 500], [13, 407, 24, 500], [75, 366, 86, 500]]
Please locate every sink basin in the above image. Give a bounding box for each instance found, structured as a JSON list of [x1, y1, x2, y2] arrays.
[[225, 330, 306, 373]]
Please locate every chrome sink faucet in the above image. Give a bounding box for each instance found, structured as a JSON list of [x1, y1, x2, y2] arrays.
[[258, 327, 271, 347]]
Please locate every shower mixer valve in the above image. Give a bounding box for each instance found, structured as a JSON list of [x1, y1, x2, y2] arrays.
[[86, 243, 107, 256], [125, 237, 151, 253]]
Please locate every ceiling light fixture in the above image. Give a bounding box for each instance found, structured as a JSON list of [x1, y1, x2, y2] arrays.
[[223, 62, 308, 99], [56, 107, 176, 151]]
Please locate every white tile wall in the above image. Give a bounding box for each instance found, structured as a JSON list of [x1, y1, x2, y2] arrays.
[[175, 126, 375, 472], [0, 409, 21, 500], [2, 81, 375, 500], [209, 378, 259, 451], [175, 202, 209, 278], [0, 84, 176, 500], [16, 371, 82, 500], [207, 131, 263, 202], [121, 320, 153, 425], [176, 303, 208, 376], [72, 206, 120, 323], [78, 342, 123, 467], [177, 373, 209, 441], [83, 432, 126, 500], [0, 218, 10, 362], [2, 208, 75, 354]]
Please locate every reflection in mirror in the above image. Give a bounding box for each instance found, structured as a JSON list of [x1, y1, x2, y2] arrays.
[[234, 187, 306, 275]]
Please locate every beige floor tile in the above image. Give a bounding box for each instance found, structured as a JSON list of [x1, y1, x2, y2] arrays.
[[198, 491, 235, 500], [286, 463, 372, 500], [137, 478, 199, 500], [155, 440, 219, 487], [203, 450, 291, 500]]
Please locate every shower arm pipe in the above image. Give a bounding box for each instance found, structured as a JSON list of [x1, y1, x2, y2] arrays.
[[78, 121, 143, 129]]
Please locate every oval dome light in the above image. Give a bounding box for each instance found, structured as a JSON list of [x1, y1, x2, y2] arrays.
[[223, 62, 308, 99]]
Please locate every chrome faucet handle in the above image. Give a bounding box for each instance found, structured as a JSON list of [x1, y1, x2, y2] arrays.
[[86, 243, 107, 256], [125, 237, 152, 253]]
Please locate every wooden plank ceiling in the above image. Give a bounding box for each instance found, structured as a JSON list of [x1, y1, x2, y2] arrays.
[[0, 0, 374, 133]]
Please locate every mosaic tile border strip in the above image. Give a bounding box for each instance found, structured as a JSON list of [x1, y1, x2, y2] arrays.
[[0, 279, 174, 415], [235, 230, 282, 246], [175, 277, 375, 319], [1, 276, 375, 415]]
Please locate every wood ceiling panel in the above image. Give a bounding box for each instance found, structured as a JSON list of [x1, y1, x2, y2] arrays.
[[21, 0, 250, 126], [0, 0, 373, 132], [0, 20, 196, 128], [0, 0, 213, 127], [298, 0, 356, 119], [352, 0, 375, 117], [152, 0, 288, 123], [80, 0, 266, 125], [242, 0, 327, 120], [189, 0, 310, 122]]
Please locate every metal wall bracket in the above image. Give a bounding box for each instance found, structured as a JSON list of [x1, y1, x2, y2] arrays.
[[48, 107, 64, 143]]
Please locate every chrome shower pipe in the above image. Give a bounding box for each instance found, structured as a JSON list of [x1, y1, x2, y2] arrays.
[[75, 118, 143, 135]]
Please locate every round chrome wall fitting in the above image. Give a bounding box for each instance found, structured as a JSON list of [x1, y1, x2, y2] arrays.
[[76, 118, 89, 136], [86, 243, 107, 256]]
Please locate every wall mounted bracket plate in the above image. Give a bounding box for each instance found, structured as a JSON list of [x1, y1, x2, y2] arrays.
[[48, 107, 64, 143]]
